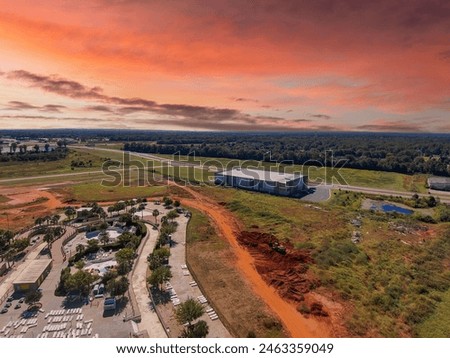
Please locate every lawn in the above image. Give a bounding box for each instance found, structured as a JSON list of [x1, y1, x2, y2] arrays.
[[191, 185, 450, 337], [185, 207, 286, 338]]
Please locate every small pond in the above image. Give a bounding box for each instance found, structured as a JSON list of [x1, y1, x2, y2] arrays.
[[371, 203, 413, 215]]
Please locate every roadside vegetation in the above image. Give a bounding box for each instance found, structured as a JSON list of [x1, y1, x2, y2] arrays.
[[192, 185, 450, 337]]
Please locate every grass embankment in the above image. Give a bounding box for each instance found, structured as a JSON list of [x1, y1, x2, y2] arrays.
[[186, 207, 286, 338], [146, 153, 428, 193], [194, 186, 450, 337], [417, 289, 450, 337]]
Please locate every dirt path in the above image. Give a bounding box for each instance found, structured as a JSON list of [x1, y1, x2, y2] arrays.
[[175, 185, 332, 337]]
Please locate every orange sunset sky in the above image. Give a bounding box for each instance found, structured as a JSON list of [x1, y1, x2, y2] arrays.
[[0, 0, 449, 132]]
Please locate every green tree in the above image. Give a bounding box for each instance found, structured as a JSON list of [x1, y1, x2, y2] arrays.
[[152, 209, 160, 224], [166, 210, 179, 222], [115, 248, 135, 267], [147, 265, 172, 291], [34, 217, 45, 226], [12, 238, 29, 252], [106, 276, 129, 297], [75, 260, 85, 270], [147, 247, 170, 270], [99, 230, 110, 247], [25, 290, 42, 306], [87, 239, 99, 251], [181, 320, 209, 338], [64, 207, 76, 220], [51, 214, 61, 225], [66, 270, 97, 297], [175, 298, 205, 327], [163, 197, 173, 207], [173, 200, 181, 208]]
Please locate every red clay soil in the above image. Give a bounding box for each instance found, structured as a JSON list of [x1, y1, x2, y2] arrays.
[[174, 184, 333, 337], [0, 186, 64, 230], [237, 231, 323, 306]]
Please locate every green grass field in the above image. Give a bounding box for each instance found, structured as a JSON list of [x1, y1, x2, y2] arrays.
[[193, 186, 450, 337], [0, 147, 156, 180], [62, 181, 167, 202]]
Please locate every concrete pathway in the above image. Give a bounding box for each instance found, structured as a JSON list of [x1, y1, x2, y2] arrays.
[[168, 215, 231, 337], [130, 223, 167, 337]]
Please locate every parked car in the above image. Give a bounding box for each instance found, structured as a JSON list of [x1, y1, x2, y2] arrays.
[[14, 303, 21, 309], [18, 297, 25, 303], [0, 308, 8, 314], [103, 297, 116, 311], [6, 296, 14, 302], [5, 302, 12, 308]]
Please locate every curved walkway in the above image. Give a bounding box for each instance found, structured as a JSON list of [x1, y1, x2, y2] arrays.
[[130, 223, 167, 337]]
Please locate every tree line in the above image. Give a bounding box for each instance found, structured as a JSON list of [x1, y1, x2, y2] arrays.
[[123, 132, 450, 176]]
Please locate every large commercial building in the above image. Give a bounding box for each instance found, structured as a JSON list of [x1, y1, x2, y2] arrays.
[[13, 259, 52, 293], [215, 168, 307, 197], [428, 176, 450, 192]]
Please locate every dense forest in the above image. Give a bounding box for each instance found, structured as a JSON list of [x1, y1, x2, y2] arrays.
[[1, 129, 449, 176], [123, 133, 450, 176]]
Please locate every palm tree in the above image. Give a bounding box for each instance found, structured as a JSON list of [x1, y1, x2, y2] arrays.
[[33, 144, 40, 153], [99, 230, 110, 247], [10, 142, 17, 154], [152, 209, 160, 224], [76, 244, 85, 255], [64, 207, 76, 220], [43, 231, 54, 252], [44, 143, 50, 152], [34, 217, 44, 226], [51, 214, 60, 225], [175, 298, 205, 327], [3, 248, 16, 269]]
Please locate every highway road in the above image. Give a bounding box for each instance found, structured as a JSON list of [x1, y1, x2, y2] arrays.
[[1, 145, 449, 204]]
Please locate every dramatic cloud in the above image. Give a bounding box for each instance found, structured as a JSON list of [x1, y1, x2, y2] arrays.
[[356, 120, 424, 132], [41, 104, 66, 112], [7, 70, 104, 100], [231, 97, 259, 103], [5, 101, 37, 110], [309, 114, 331, 120], [5, 69, 318, 131], [4, 100, 66, 112], [84, 105, 114, 112], [0, 0, 448, 131]]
